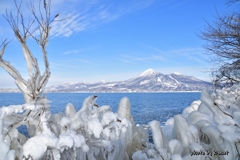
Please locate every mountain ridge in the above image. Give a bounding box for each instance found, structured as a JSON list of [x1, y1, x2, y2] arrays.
[[43, 69, 211, 92]]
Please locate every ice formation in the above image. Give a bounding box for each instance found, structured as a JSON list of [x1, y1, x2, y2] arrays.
[[0, 85, 240, 159], [132, 85, 240, 160], [0, 95, 141, 160]]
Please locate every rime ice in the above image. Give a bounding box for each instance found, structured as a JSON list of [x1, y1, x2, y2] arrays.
[[1, 86, 240, 159]]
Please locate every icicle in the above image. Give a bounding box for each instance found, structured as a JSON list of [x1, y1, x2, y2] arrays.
[[117, 97, 134, 125], [149, 120, 164, 150], [65, 103, 76, 118]]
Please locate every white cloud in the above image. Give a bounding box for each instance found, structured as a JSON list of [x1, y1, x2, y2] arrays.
[[119, 46, 207, 65], [49, 57, 95, 71], [140, 43, 164, 53], [49, 0, 155, 38], [0, 0, 156, 38], [50, 13, 88, 38], [140, 44, 208, 64], [62, 45, 98, 55], [76, 59, 95, 65]]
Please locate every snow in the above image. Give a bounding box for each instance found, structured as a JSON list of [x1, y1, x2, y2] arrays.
[[101, 79, 107, 83], [88, 118, 103, 138], [172, 72, 181, 75], [132, 151, 148, 160], [105, 83, 116, 87], [168, 75, 180, 84], [139, 68, 156, 77], [140, 80, 150, 85], [1, 85, 240, 159], [23, 134, 58, 159], [156, 77, 162, 82], [101, 112, 117, 127], [171, 154, 182, 160]]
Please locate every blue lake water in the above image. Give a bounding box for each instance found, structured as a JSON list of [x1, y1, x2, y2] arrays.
[[0, 92, 201, 125]]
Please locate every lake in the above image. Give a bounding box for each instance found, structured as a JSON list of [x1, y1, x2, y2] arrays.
[[0, 92, 201, 125]]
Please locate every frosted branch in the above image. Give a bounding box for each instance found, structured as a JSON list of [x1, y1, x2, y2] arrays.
[[0, 59, 28, 93], [0, 39, 9, 58]]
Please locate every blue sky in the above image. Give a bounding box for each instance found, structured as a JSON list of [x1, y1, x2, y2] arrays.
[[0, 0, 239, 88]]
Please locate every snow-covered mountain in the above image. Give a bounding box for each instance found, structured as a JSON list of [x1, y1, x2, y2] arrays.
[[45, 69, 211, 92]]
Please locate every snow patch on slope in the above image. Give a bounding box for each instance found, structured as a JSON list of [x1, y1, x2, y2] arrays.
[[140, 80, 150, 85]]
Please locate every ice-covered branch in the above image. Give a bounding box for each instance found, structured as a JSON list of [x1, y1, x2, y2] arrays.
[[0, 40, 30, 101], [3, 2, 40, 79], [1, 0, 58, 103], [39, 46, 50, 91]]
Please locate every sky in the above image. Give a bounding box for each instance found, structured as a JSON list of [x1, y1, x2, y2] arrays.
[[0, 0, 239, 88]]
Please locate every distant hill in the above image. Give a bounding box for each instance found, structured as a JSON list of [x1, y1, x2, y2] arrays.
[[43, 68, 211, 92]]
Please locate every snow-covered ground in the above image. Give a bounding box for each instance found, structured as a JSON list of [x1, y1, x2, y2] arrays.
[[0, 85, 240, 160]]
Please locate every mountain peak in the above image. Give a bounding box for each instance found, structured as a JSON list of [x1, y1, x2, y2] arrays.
[[101, 79, 106, 83], [139, 68, 156, 77]]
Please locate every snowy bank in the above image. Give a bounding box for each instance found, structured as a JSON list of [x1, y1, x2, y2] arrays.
[[0, 85, 240, 160]]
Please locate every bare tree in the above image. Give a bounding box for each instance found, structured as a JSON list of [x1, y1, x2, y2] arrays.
[[0, 0, 58, 103], [200, 5, 240, 87], [227, 0, 240, 5], [0, 0, 60, 138]]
